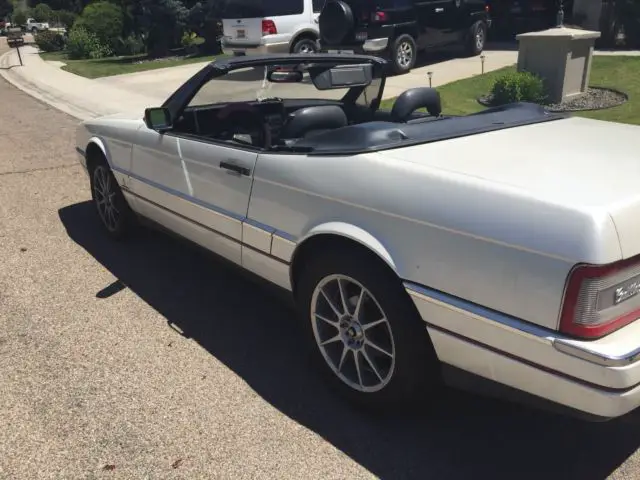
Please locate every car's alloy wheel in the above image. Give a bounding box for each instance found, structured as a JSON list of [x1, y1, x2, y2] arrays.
[[90, 161, 133, 240], [310, 274, 396, 392], [93, 165, 121, 233], [297, 247, 441, 409], [475, 25, 485, 51]]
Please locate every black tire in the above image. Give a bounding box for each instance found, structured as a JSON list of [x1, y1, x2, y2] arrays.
[[319, 0, 354, 46], [296, 246, 442, 411], [292, 36, 318, 54], [89, 157, 135, 240], [465, 20, 487, 57], [31, 27, 37, 35], [390, 34, 417, 75]]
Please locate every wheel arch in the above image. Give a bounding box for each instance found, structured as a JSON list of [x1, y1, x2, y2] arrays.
[[289, 222, 399, 298], [84, 137, 110, 172], [289, 28, 319, 52]]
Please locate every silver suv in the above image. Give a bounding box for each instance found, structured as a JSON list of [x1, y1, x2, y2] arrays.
[[221, 0, 325, 55]]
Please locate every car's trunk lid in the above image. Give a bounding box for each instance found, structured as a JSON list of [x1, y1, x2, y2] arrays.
[[381, 116, 640, 259]]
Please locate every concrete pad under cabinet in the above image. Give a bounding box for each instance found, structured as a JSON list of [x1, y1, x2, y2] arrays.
[[516, 27, 601, 103]]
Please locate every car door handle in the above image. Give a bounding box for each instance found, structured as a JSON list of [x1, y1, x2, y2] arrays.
[[220, 161, 251, 176]]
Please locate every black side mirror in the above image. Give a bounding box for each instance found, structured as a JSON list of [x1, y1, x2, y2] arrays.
[[144, 107, 172, 132]]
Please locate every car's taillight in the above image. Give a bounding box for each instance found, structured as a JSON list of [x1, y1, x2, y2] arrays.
[[485, 4, 490, 13], [559, 255, 640, 338], [371, 11, 388, 21], [262, 19, 277, 36]]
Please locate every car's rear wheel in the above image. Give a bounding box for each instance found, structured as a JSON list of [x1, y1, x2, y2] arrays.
[[89, 157, 134, 240], [465, 21, 487, 56], [296, 246, 441, 410], [390, 34, 417, 75]]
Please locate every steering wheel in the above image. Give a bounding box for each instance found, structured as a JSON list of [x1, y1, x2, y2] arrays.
[[216, 102, 271, 148]]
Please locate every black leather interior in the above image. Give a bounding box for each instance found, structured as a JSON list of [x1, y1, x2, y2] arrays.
[[391, 87, 442, 122], [280, 105, 348, 139]]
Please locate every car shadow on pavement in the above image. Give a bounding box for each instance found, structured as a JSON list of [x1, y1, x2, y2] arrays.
[[59, 201, 640, 480]]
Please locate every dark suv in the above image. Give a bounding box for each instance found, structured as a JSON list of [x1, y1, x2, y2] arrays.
[[318, 0, 491, 74]]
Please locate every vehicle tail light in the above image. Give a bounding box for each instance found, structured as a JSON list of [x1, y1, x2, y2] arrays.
[[371, 11, 388, 21], [262, 19, 277, 36], [485, 4, 490, 12], [560, 255, 640, 338]]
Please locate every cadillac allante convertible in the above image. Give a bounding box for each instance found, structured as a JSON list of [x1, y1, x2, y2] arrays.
[[76, 53, 640, 421]]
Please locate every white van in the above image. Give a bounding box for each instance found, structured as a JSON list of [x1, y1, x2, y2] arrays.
[[221, 0, 324, 56]]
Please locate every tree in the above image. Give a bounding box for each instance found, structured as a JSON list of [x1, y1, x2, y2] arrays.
[[137, 0, 189, 57], [32, 2, 53, 21], [12, 9, 27, 25], [0, 0, 13, 20], [76, 1, 123, 49], [187, 0, 224, 53]]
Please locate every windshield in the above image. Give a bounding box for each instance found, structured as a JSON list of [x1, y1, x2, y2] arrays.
[[188, 63, 383, 108]]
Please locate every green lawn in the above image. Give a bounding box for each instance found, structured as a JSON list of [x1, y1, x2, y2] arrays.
[[381, 56, 640, 125], [40, 51, 224, 79]]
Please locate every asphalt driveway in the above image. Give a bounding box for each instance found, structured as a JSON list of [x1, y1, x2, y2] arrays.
[[2, 43, 640, 479]]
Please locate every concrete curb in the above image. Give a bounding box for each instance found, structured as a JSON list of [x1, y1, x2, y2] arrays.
[[0, 49, 93, 121]]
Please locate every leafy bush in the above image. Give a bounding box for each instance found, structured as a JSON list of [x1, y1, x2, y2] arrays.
[[32, 3, 53, 22], [35, 29, 65, 52], [114, 34, 145, 56], [67, 26, 112, 59], [491, 71, 547, 105], [75, 1, 123, 50]]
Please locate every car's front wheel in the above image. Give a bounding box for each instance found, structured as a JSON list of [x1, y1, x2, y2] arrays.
[[390, 34, 418, 75], [296, 247, 441, 409], [89, 159, 134, 240]]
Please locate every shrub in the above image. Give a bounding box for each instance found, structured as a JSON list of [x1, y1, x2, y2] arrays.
[[491, 71, 547, 105], [35, 29, 65, 52], [75, 1, 123, 50], [114, 34, 145, 56], [67, 26, 112, 59]]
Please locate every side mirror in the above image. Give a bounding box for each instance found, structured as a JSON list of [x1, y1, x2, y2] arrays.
[[144, 107, 172, 132]]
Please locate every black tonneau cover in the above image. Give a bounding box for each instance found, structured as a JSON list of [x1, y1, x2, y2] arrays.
[[293, 103, 568, 156]]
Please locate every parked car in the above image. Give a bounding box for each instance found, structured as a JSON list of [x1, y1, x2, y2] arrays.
[[318, 0, 492, 74], [76, 53, 640, 422], [221, 0, 325, 55], [24, 18, 49, 34]]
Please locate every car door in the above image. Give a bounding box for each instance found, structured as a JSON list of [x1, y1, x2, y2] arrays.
[[413, 0, 458, 47], [129, 121, 256, 266]]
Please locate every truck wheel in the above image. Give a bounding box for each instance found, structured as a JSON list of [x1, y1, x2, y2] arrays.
[[292, 37, 318, 54], [390, 34, 417, 75], [296, 246, 441, 410], [465, 21, 487, 56], [31, 27, 37, 35]]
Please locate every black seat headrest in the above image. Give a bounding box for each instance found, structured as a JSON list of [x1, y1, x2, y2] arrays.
[[391, 87, 442, 122], [281, 105, 348, 139]]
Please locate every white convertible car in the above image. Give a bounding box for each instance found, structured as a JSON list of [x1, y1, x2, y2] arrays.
[[76, 53, 640, 421]]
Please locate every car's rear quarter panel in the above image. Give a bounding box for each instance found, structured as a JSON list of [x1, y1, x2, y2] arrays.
[[248, 149, 620, 331]]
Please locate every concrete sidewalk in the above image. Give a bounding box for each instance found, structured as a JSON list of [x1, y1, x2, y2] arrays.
[[0, 45, 159, 120]]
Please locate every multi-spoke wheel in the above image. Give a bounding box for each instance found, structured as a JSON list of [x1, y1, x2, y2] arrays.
[[311, 274, 395, 392], [89, 157, 134, 240], [297, 247, 441, 409], [390, 34, 417, 75]]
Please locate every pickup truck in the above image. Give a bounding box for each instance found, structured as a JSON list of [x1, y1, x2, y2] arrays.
[[25, 18, 49, 33]]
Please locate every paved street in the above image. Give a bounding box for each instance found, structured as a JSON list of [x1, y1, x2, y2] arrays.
[[2, 40, 640, 479]]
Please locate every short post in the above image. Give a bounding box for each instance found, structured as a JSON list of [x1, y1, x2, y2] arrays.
[[480, 54, 485, 74], [16, 46, 23, 66], [427, 71, 433, 87]]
